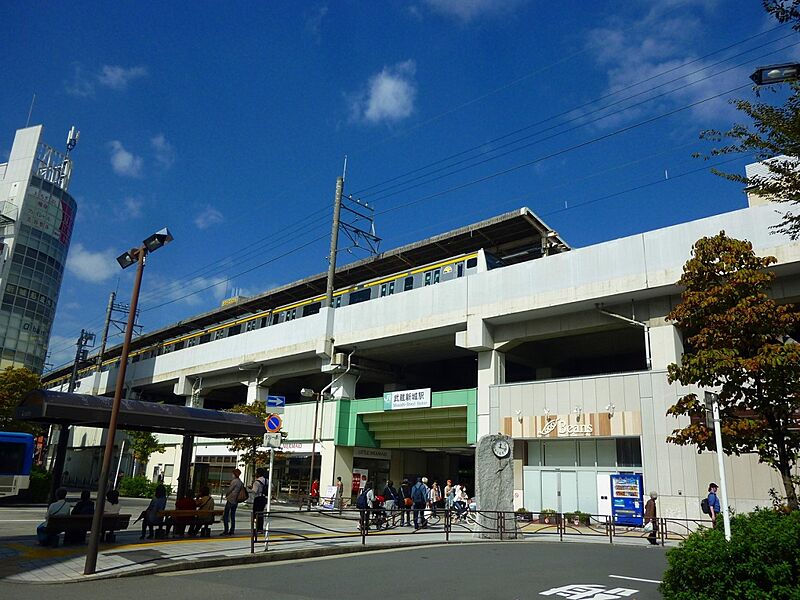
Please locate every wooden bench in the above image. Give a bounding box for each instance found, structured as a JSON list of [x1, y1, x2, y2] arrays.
[[158, 509, 223, 538], [45, 514, 131, 546]]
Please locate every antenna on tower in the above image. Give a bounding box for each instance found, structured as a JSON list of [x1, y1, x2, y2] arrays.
[[26, 94, 36, 127]]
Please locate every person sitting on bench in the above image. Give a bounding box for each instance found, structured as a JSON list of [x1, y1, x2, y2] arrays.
[[140, 484, 167, 540], [37, 487, 71, 546], [188, 486, 215, 536]]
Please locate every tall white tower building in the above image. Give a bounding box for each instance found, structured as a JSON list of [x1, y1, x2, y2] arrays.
[[0, 125, 79, 373]]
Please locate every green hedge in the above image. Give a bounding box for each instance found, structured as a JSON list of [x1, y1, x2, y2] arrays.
[[661, 509, 800, 599], [118, 475, 172, 499], [17, 466, 51, 502]]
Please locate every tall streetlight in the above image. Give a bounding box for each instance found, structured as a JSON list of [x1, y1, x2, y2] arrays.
[[750, 62, 800, 85], [84, 227, 173, 575], [301, 387, 322, 506]]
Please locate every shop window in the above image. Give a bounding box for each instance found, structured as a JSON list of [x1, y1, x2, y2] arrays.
[[596, 439, 616, 467], [527, 440, 542, 466], [616, 438, 642, 467], [577, 440, 597, 467], [542, 440, 577, 466]]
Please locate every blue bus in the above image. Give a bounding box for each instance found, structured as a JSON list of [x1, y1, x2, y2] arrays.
[[0, 432, 34, 498]]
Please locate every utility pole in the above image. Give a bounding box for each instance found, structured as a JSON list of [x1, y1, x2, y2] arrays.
[[96, 292, 115, 368], [49, 329, 94, 502], [325, 176, 344, 308]]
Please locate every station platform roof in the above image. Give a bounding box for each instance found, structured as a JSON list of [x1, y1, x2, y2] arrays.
[[16, 390, 265, 438], [44, 206, 568, 381]]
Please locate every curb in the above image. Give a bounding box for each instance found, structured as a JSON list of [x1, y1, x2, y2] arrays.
[[80, 539, 474, 582]]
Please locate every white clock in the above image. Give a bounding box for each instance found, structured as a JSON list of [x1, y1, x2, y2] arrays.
[[492, 438, 510, 459]]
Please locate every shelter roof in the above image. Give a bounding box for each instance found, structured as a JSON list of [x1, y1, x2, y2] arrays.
[[16, 390, 265, 438]]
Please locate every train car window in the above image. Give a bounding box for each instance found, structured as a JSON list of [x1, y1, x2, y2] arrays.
[[404, 276, 414, 291], [424, 271, 432, 286], [261, 317, 269, 328], [388, 281, 395, 294], [302, 302, 321, 317], [246, 320, 258, 332], [433, 269, 441, 284], [200, 333, 211, 344], [466, 257, 478, 268], [349, 288, 371, 304], [214, 329, 226, 340], [174, 341, 185, 351], [335, 296, 342, 308], [457, 263, 464, 277], [187, 337, 198, 348], [228, 324, 242, 336], [288, 308, 297, 320], [380, 284, 387, 297]]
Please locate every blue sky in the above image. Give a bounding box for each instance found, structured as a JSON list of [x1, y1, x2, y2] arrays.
[[1, 0, 796, 369]]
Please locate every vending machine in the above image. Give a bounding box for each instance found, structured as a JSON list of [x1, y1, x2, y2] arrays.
[[609, 473, 644, 526]]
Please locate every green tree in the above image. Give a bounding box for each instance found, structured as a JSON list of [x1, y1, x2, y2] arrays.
[[0, 366, 42, 435], [696, 1, 800, 237], [126, 431, 166, 477], [226, 402, 270, 475], [666, 232, 800, 510]]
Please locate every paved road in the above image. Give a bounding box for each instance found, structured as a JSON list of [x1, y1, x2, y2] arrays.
[[0, 542, 668, 599]]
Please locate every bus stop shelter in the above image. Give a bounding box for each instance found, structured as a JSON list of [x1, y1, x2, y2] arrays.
[[16, 390, 265, 499]]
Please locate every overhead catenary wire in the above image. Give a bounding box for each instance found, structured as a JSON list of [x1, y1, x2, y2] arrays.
[[350, 24, 792, 198], [361, 40, 800, 205]]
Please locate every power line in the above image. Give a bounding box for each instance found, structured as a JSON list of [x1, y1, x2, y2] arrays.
[[362, 40, 800, 204], [351, 25, 791, 197]]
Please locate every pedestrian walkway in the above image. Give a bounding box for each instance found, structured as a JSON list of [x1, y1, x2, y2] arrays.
[[0, 510, 671, 583]]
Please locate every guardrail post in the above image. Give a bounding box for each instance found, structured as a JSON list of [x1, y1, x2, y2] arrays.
[[660, 517, 666, 546], [498, 511, 503, 541], [250, 513, 255, 554], [445, 509, 450, 542], [360, 510, 367, 545], [559, 513, 563, 541]]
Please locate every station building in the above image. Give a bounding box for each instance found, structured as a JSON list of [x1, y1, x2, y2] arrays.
[[1, 125, 78, 373], [43, 183, 800, 519]]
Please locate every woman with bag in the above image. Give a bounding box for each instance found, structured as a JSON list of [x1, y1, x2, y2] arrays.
[[399, 479, 413, 526], [644, 491, 658, 546], [222, 468, 245, 536], [429, 480, 442, 517], [252, 468, 268, 534]]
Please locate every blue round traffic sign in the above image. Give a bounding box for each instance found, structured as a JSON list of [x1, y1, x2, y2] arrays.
[[265, 414, 282, 433]]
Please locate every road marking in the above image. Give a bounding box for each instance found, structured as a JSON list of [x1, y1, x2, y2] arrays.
[[609, 575, 662, 584]]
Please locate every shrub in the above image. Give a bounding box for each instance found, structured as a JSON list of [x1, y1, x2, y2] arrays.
[[118, 475, 172, 499], [17, 465, 51, 502], [661, 509, 800, 599], [565, 511, 591, 526]]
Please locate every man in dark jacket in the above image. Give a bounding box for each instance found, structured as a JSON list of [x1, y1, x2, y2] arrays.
[[644, 491, 658, 546], [411, 477, 430, 529], [399, 479, 412, 526]]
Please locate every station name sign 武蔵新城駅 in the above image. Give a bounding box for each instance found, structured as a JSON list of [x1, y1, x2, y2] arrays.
[[383, 388, 431, 411], [501, 411, 643, 439]]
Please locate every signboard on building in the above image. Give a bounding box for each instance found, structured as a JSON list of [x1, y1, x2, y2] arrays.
[[383, 388, 431, 411], [501, 411, 642, 439], [352, 468, 368, 494], [353, 447, 391, 461]]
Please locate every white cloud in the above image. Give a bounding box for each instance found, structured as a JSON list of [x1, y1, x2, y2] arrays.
[[306, 4, 329, 41], [97, 65, 148, 90], [115, 196, 143, 220], [65, 64, 148, 97], [109, 141, 143, 177], [423, 0, 526, 22], [66, 243, 119, 283], [350, 60, 417, 124], [151, 133, 176, 169], [145, 274, 229, 307], [583, 2, 741, 129], [194, 206, 224, 230]]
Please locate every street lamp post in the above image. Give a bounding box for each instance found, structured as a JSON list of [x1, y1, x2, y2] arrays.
[[750, 62, 800, 85], [84, 228, 173, 575], [301, 387, 320, 507]]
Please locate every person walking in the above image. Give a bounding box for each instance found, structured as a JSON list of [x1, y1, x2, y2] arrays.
[[383, 480, 398, 513], [335, 476, 344, 512], [411, 477, 430, 529], [222, 468, 244, 536], [429, 480, 442, 517], [399, 479, 413, 526], [644, 491, 658, 546], [252, 467, 268, 534], [707, 483, 721, 527]]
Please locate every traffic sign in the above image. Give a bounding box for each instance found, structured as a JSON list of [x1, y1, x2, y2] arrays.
[[267, 395, 286, 407], [263, 432, 282, 448], [265, 413, 283, 433]]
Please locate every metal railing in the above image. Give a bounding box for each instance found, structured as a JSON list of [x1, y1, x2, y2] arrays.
[[248, 508, 701, 553]]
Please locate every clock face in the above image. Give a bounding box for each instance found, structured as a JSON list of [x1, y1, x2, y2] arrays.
[[492, 438, 510, 458]]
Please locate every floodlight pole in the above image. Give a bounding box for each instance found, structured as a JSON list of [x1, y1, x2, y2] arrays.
[[711, 396, 732, 542], [85, 246, 146, 575]]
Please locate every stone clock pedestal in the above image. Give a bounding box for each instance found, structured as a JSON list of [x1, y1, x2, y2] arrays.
[[474, 434, 515, 539]]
